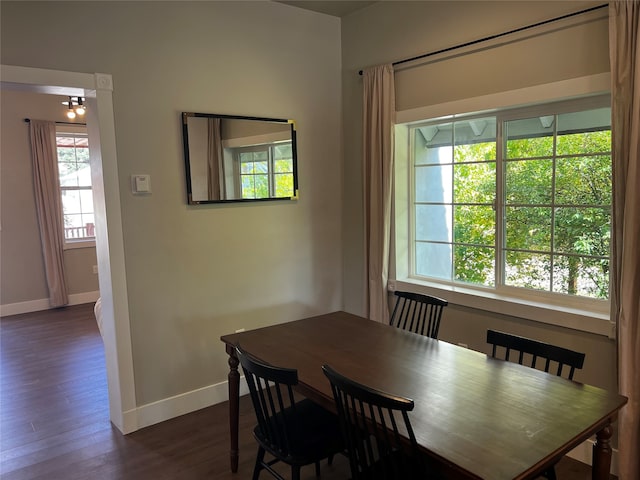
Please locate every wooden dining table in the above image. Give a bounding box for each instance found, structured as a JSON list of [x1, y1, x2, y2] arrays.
[[220, 311, 627, 480]]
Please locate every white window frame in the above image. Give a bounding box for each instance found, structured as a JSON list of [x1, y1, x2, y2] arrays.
[[56, 125, 95, 250], [393, 73, 615, 338], [232, 141, 294, 199]]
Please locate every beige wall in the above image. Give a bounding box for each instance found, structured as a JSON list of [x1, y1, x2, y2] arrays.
[[341, 0, 616, 393], [1, 1, 342, 406], [0, 89, 99, 306]]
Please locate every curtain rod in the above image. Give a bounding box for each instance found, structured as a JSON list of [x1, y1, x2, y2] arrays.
[[358, 3, 608, 75], [24, 118, 86, 126]]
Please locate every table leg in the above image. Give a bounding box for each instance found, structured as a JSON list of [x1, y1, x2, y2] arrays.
[[227, 345, 240, 473], [592, 423, 613, 480]]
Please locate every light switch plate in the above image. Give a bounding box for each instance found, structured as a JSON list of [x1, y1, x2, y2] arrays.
[[132, 174, 151, 194]]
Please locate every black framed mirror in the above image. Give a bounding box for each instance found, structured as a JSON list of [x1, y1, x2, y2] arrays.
[[182, 112, 298, 204]]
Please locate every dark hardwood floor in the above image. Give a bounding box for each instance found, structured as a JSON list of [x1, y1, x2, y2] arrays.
[[1, 303, 606, 479]]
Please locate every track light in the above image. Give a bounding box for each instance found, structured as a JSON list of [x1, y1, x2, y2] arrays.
[[62, 96, 87, 119], [75, 97, 86, 116], [66, 98, 77, 119]]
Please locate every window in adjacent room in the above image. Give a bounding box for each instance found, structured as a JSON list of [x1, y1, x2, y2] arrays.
[[234, 142, 294, 199], [56, 127, 95, 247], [404, 95, 611, 305]]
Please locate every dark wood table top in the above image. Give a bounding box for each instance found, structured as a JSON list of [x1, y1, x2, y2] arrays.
[[221, 311, 627, 480]]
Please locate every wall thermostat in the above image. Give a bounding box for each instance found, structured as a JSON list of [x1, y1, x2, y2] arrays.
[[132, 174, 151, 194]]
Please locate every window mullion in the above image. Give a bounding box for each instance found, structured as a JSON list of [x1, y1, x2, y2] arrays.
[[409, 128, 417, 278], [268, 146, 275, 197], [450, 126, 455, 282], [495, 116, 505, 289], [550, 115, 558, 292]]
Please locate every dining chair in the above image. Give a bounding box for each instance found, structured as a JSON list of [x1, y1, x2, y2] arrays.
[[389, 290, 448, 339], [486, 329, 586, 380], [236, 346, 343, 480], [486, 329, 586, 480], [322, 364, 426, 480]]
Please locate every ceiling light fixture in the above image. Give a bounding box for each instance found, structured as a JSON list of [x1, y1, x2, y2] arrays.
[[66, 98, 76, 119], [62, 96, 87, 119], [75, 97, 86, 116]]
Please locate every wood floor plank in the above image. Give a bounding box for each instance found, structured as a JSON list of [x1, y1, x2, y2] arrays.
[[1, 303, 608, 479]]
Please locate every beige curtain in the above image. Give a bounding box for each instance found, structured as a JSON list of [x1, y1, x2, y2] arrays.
[[207, 118, 224, 200], [29, 120, 69, 307], [609, 2, 640, 479], [363, 64, 395, 323]]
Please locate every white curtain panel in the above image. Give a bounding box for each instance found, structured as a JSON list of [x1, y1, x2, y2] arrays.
[[362, 64, 395, 323], [609, 2, 640, 479], [29, 120, 69, 307]]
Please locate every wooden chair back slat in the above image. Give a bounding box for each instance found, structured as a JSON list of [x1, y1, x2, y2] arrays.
[[486, 329, 585, 381], [389, 291, 448, 339]]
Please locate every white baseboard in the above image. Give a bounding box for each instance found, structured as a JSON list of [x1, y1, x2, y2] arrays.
[[133, 377, 249, 431], [0, 291, 100, 317], [566, 438, 619, 477]]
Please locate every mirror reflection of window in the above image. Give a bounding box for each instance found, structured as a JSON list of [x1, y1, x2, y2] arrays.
[[233, 142, 294, 199], [273, 144, 294, 197], [183, 113, 297, 203]]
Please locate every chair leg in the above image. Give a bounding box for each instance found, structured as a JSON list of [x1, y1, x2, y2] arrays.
[[292, 465, 301, 480], [328, 453, 334, 466], [542, 466, 557, 480], [315, 461, 321, 476], [252, 446, 266, 480]]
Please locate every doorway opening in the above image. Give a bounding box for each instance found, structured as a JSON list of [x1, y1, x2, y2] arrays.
[[0, 65, 136, 434]]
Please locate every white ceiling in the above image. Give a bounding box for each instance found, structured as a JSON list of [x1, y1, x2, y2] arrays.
[[275, 1, 378, 17]]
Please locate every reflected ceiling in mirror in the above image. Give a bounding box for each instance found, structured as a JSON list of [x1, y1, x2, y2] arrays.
[[182, 112, 298, 204]]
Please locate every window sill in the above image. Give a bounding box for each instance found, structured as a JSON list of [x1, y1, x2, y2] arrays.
[[63, 240, 96, 250], [392, 278, 614, 339]]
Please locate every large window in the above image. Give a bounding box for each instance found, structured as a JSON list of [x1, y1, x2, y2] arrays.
[[56, 128, 95, 245], [234, 142, 294, 199], [406, 96, 611, 304]]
